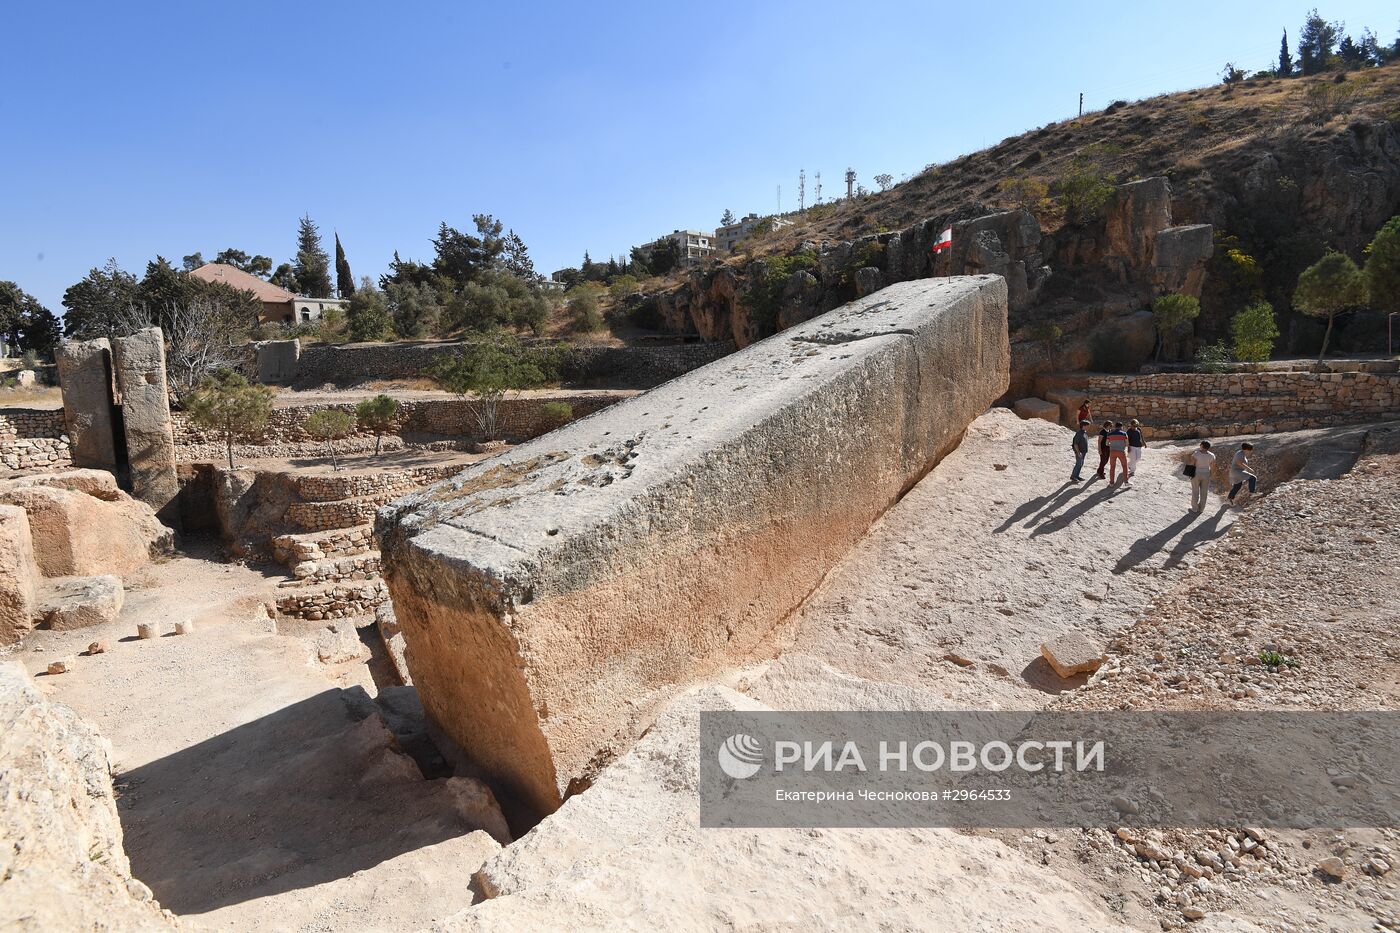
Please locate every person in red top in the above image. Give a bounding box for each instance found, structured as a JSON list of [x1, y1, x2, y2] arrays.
[[1077, 399, 1092, 425]]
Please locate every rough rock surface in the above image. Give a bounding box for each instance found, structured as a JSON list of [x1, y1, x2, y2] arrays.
[[38, 574, 126, 630], [375, 602, 412, 685], [112, 327, 180, 526], [1105, 177, 1174, 272], [0, 661, 176, 930], [55, 337, 119, 472], [378, 277, 1010, 817], [1040, 630, 1105, 678], [440, 686, 1131, 932], [0, 470, 173, 577], [0, 503, 39, 645]]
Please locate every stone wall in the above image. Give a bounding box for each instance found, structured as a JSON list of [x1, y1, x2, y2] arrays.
[[274, 580, 388, 621], [172, 392, 631, 462], [285, 340, 734, 390], [376, 276, 1011, 820], [1034, 370, 1400, 437], [0, 409, 71, 473]]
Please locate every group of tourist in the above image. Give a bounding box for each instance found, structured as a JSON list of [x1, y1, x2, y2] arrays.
[[1068, 399, 1258, 513]]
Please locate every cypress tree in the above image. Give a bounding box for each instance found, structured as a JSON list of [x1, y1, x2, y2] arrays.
[[334, 232, 355, 298], [1278, 29, 1294, 76]]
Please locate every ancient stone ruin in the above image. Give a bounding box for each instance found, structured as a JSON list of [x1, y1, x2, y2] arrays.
[[54, 328, 180, 526], [377, 276, 1010, 817]]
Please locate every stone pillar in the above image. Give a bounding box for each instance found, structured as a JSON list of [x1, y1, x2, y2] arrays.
[[111, 328, 180, 527], [55, 338, 118, 473]]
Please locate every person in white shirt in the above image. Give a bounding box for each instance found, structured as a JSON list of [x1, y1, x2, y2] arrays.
[[1187, 440, 1216, 514]]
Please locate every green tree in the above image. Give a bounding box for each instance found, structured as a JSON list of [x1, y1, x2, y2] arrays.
[[432, 215, 508, 290], [1150, 294, 1202, 360], [720, 209, 737, 226], [181, 252, 205, 272], [646, 237, 682, 275], [1230, 300, 1281, 362], [184, 370, 274, 469], [1220, 62, 1246, 85], [303, 408, 355, 471], [1363, 216, 1400, 315], [385, 281, 441, 338], [355, 394, 401, 456], [0, 282, 61, 358], [61, 258, 139, 341], [1299, 9, 1341, 75], [441, 271, 548, 336], [269, 262, 299, 292], [212, 248, 274, 277], [874, 173, 894, 192], [293, 214, 334, 298], [566, 284, 604, 333], [334, 232, 355, 299], [1278, 29, 1295, 76], [316, 306, 348, 343], [1293, 249, 1366, 360], [346, 277, 394, 342], [427, 335, 548, 440]]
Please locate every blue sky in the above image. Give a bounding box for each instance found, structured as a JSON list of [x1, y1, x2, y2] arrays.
[[2, 0, 1396, 314]]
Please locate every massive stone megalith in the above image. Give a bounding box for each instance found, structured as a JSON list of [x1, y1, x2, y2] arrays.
[[55, 338, 119, 473], [112, 328, 180, 526], [377, 277, 1010, 818]]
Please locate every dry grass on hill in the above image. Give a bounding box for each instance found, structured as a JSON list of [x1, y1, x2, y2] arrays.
[[731, 63, 1400, 258]]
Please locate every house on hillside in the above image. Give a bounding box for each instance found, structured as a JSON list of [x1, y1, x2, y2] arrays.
[[716, 213, 793, 253], [189, 263, 347, 326], [635, 230, 717, 269]]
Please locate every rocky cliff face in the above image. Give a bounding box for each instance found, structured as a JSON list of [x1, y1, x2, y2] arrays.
[[651, 175, 1213, 398], [0, 661, 178, 929], [646, 70, 1400, 384]]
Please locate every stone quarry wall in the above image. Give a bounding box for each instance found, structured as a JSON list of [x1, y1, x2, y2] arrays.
[[0, 409, 71, 473], [172, 392, 631, 461], [376, 277, 1010, 820], [279, 340, 734, 389], [1034, 370, 1400, 437]]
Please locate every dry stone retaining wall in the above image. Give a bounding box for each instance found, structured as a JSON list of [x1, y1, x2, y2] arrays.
[[275, 580, 388, 621], [287, 340, 733, 389], [377, 276, 1011, 819], [172, 393, 630, 461], [1036, 370, 1399, 437], [0, 410, 71, 473]]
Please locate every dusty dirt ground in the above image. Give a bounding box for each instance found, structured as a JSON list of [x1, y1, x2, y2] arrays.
[[6, 541, 505, 931]]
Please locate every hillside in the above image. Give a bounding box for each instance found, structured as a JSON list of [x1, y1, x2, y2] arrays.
[[632, 63, 1400, 387]]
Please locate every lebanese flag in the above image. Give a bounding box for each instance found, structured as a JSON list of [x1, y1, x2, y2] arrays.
[[931, 226, 953, 253]]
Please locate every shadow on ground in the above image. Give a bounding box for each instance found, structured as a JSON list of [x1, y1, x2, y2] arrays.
[[119, 687, 481, 915]]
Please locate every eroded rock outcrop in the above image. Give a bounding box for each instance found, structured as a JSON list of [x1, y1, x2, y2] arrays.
[[0, 470, 173, 578], [0, 661, 177, 929], [377, 277, 1010, 818]]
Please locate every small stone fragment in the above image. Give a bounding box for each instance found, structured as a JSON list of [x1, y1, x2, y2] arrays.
[[87, 641, 108, 655], [174, 620, 195, 636], [47, 657, 73, 675], [1181, 907, 1206, 921], [137, 622, 160, 639], [1040, 631, 1105, 678]]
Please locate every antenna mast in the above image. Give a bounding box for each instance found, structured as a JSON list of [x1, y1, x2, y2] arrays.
[[845, 167, 856, 199], [815, 171, 823, 205], [798, 169, 806, 213]]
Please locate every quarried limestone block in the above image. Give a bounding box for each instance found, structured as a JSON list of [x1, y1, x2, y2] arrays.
[[55, 338, 118, 472], [378, 276, 1010, 818], [112, 328, 180, 527]]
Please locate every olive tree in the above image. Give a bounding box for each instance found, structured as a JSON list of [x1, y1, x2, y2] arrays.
[[427, 335, 547, 440], [355, 393, 401, 456], [303, 408, 355, 471]]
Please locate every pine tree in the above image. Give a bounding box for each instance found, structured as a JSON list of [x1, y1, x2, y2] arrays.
[[721, 209, 736, 226], [1278, 29, 1294, 76], [334, 232, 355, 299], [292, 214, 333, 298]]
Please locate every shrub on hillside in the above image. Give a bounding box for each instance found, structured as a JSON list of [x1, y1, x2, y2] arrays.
[[355, 394, 401, 456], [1054, 159, 1117, 224], [1150, 294, 1202, 360], [1230, 300, 1281, 362], [1195, 340, 1233, 373]]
